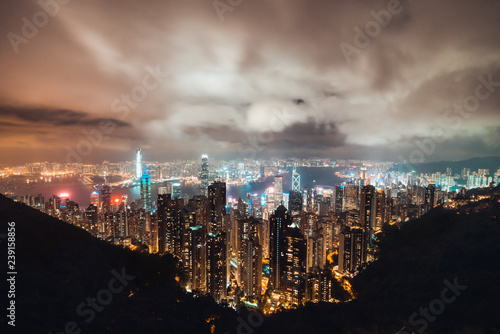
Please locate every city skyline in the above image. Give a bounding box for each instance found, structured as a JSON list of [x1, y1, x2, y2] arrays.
[[1, 0, 499, 165], [1, 1, 500, 332]]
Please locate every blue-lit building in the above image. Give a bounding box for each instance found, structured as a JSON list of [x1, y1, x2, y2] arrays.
[[140, 170, 152, 212]]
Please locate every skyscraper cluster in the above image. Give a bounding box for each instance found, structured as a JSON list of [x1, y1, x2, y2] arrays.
[[12, 154, 497, 313]]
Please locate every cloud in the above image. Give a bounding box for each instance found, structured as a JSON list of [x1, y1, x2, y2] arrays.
[[0, 0, 499, 163], [0, 105, 131, 127]]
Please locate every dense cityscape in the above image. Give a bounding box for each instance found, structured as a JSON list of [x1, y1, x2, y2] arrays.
[[3, 150, 499, 313], [1, 0, 500, 331]]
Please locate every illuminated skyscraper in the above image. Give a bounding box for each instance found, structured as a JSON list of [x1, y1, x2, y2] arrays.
[[208, 181, 226, 233], [201, 154, 209, 197], [269, 205, 291, 292], [283, 226, 306, 305], [274, 176, 283, 210], [171, 182, 182, 199], [140, 170, 152, 212], [157, 193, 170, 254], [101, 185, 112, 213], [85, 204, 98, 234], [289, 190, 302, 214], [136, 148, 142, 178], [338, 226, 365, 273], [359, 166, 367, 186], [292, 168, 300, 192], [334, 185, 343, 213], [90, 191, 99, 208], [425, 182, 436, 212], [206, 232, 227, 303], [360, 185, 375, 250], [343, 184, 358, 211], [158, 186, 169, 195], [374, 190, 386, 232], [235, 218, 262, 299], [189, 225, 206, 292]]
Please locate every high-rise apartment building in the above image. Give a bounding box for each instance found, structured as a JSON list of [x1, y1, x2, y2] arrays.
[[201, 154, 209, 197]]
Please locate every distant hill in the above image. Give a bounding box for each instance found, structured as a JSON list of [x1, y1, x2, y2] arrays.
[[0, 194, 237, 334], [394, 156, 500, 175], [258, 191, 500, 333]]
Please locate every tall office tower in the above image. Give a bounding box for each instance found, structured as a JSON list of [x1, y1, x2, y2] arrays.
[[305, 269, 333, 303], [283, 225, 306, 306], [171, 182, 182, 199], [338, 226, 365, 273], [359, 167, 367, 187], [265, 187, 275, 214], [136, 148, 142, 178], [360, 185, 376, 249], [384, 196, 393, 224], [103, 212, 115, 238], [343, 184, 358, 211], [346, 210, 360, 227], [35, 193, 45, 211], [274, 176, 283, 210], [200, 154, 209, 197], [140, 170, 152, 212], [189, 225, 206, 292], [236, 198, 246, 218], [148, 215, 159, 253], [101, 185, 112, 213], [189, 195, 209, 230], [374, 189, 386, 232], [269, 205, 292, 292], [157, 194, 170, 254], [85, 204, 98, 233], [292, 168, 301, 192], [116, 208, 129, 238], [235, 218, 262, 299], [206, 232, 227, 303], [301, 212, 318, 238], [164, 198, 184, 257], [306, 229, 326, 273], [158, 187, 169, 195], [208, 181, 226, 234], [334, 185, 344, 214], [425, 182, 436, 212], [242, 237, 263, 299], [180, 206, 194, 275], [90, 191, 99, 208], [289, 190, 302, 214]]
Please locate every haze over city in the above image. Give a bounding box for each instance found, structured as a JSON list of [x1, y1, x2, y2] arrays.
[[1, 0, 500, 164]]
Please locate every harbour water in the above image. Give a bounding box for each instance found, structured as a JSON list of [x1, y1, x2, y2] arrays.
[[4, 167, 345, 207]]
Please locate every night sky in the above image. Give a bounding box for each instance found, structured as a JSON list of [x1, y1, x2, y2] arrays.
[[1, 0, 499, 164]]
